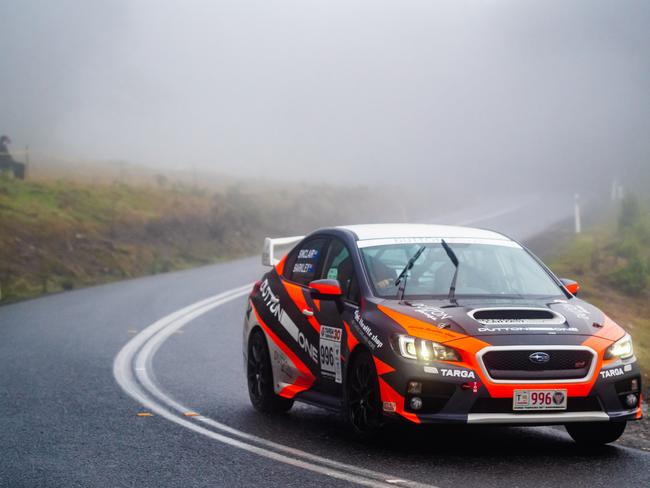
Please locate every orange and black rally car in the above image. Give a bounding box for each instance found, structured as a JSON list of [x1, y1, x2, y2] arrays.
[[243, 224, 642, 444]]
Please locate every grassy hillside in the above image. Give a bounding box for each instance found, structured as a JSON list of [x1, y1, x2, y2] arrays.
[[0, 178, 401, 302], [545, 195, 650, 395]]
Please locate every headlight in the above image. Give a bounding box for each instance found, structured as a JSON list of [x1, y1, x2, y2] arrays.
[[394, 335, 461, 362], [605, 334, 634, 360]]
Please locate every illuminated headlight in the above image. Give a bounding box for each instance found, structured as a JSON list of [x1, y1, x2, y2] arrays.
[[395, 335, 461, 362], [605, 334, 634, 360]]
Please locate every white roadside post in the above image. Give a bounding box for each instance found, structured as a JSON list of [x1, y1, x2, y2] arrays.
[[574, 193, 581, 234]]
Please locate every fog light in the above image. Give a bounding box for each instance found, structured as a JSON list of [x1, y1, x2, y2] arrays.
[[625, 393, 638, 408], [631, 378, 639, 391], [410, 396, 423, 410], [407, 381, 422, 395]]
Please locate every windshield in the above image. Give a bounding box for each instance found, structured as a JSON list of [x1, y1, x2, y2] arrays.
[[360, 242, 564, 299]]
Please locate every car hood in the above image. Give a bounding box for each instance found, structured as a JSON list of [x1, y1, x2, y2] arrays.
[[378, 298, 612, 339]]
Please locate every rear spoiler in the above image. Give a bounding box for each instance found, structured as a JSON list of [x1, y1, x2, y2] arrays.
[[262, 236, 304, 267]]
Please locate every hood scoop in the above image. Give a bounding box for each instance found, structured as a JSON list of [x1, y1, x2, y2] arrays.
[[469, 307, 566, 326]]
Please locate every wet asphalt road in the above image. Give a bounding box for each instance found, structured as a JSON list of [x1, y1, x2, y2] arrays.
[[2, 196, 649, 488]]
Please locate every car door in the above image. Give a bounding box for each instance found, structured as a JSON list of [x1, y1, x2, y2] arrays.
[[277, 237, 329, 379], [311, 237, 361, 397]]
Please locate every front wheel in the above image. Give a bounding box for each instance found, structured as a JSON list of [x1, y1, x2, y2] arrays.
[[565, 421, 626, 445], [247, 330, 294, 413], [345, 350, 383, 438]]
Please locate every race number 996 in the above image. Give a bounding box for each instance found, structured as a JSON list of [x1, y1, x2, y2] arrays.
[[320, 326, 342, 383]]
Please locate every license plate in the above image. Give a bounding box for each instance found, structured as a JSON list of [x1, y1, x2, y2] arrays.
[[513, 389, 567, 411]]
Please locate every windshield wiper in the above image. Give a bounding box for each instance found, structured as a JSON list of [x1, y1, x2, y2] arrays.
[[394, 245, 426, 302], [440, 239, 459, 305]]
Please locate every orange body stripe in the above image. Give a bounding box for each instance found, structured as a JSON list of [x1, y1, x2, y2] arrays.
[[344, 321, 359, 352], [373, 356, 396, 376], [275, 255, 287, 276], [252, 303, 315, 398], [378, 377, 420, 424], [378, 305, 467, 344], [282, 280, 321, 332], [594, 315, 627, 342]]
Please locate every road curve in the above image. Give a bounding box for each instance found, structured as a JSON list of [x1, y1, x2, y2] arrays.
[[2, 197, 648, 488]]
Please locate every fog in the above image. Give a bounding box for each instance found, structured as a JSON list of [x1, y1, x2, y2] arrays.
[[2, 0, 649, 192]]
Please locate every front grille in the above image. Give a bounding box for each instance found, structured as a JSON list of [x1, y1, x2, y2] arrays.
[[470, 396, 602, 414], [481, 349, 594, 381]]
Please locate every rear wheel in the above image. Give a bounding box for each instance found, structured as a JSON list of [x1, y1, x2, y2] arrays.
[[346, 350, 382, 438], [247, 330, 293, 413], [565, 421, 626, 445]]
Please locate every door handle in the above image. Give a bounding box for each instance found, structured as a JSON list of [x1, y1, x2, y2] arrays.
[[302, 308, 314, 317]]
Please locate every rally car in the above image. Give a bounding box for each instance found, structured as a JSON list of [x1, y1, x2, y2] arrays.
[[243, 224, 642, 444]]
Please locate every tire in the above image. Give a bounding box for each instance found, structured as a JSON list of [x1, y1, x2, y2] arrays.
[[345, 349, 383, 438], [247, 330, 294, 413], [565, 421, 626, 445]]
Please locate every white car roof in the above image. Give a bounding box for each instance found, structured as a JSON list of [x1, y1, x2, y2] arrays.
[[338, 223, 510, 241]]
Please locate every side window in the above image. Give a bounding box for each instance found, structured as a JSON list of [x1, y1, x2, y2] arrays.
[[322, 238, 359, 304], [288, 238, 328, 286]]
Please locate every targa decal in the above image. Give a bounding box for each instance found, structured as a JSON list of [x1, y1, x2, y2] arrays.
[[424, 366, 476, 379], [600, 367, 625, 379]]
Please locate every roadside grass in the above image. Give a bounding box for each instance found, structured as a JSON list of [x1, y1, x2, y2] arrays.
[[0, 177, 402, 302], [545, 196, 650, 396]]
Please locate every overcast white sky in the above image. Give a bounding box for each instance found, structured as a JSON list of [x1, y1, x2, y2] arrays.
[[2, 0, 649, 189]]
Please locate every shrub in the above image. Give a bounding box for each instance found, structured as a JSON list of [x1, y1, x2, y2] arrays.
[[610, 256, 648, 296], [619, 194, 642, 231]]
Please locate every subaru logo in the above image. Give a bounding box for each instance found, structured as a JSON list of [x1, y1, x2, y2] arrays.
[[529, 352, 550, 364]]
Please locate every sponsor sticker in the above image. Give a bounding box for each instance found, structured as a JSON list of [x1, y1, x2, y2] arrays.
[[411, 303, 452, 327], [259, 279, 318, 364], [320, 326, 342, 383], [299, 332, 318, 364], [382, 401, 397, 413], [293, 262, 314, 274], [478, 326, 579, 333], [298, 249, 319, 259], [273, 350, 294, 380], [260, 279, 283, 321], [559, 303, 591, 321], [351, 310, 383, 349]]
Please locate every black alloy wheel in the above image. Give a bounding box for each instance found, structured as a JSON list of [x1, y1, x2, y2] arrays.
[[346, 350, 382, 437], [247, 330, 293, 413]]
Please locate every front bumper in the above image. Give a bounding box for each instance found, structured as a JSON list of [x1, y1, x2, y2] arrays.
[[380, 356, 643, 425]]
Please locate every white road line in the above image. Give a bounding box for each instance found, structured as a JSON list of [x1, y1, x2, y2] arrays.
[[114, 285, 436, 488]]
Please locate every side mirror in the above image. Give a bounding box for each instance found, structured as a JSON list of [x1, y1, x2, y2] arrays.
[[309, 279, 342, 297], [560, 278, 580, 296]]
